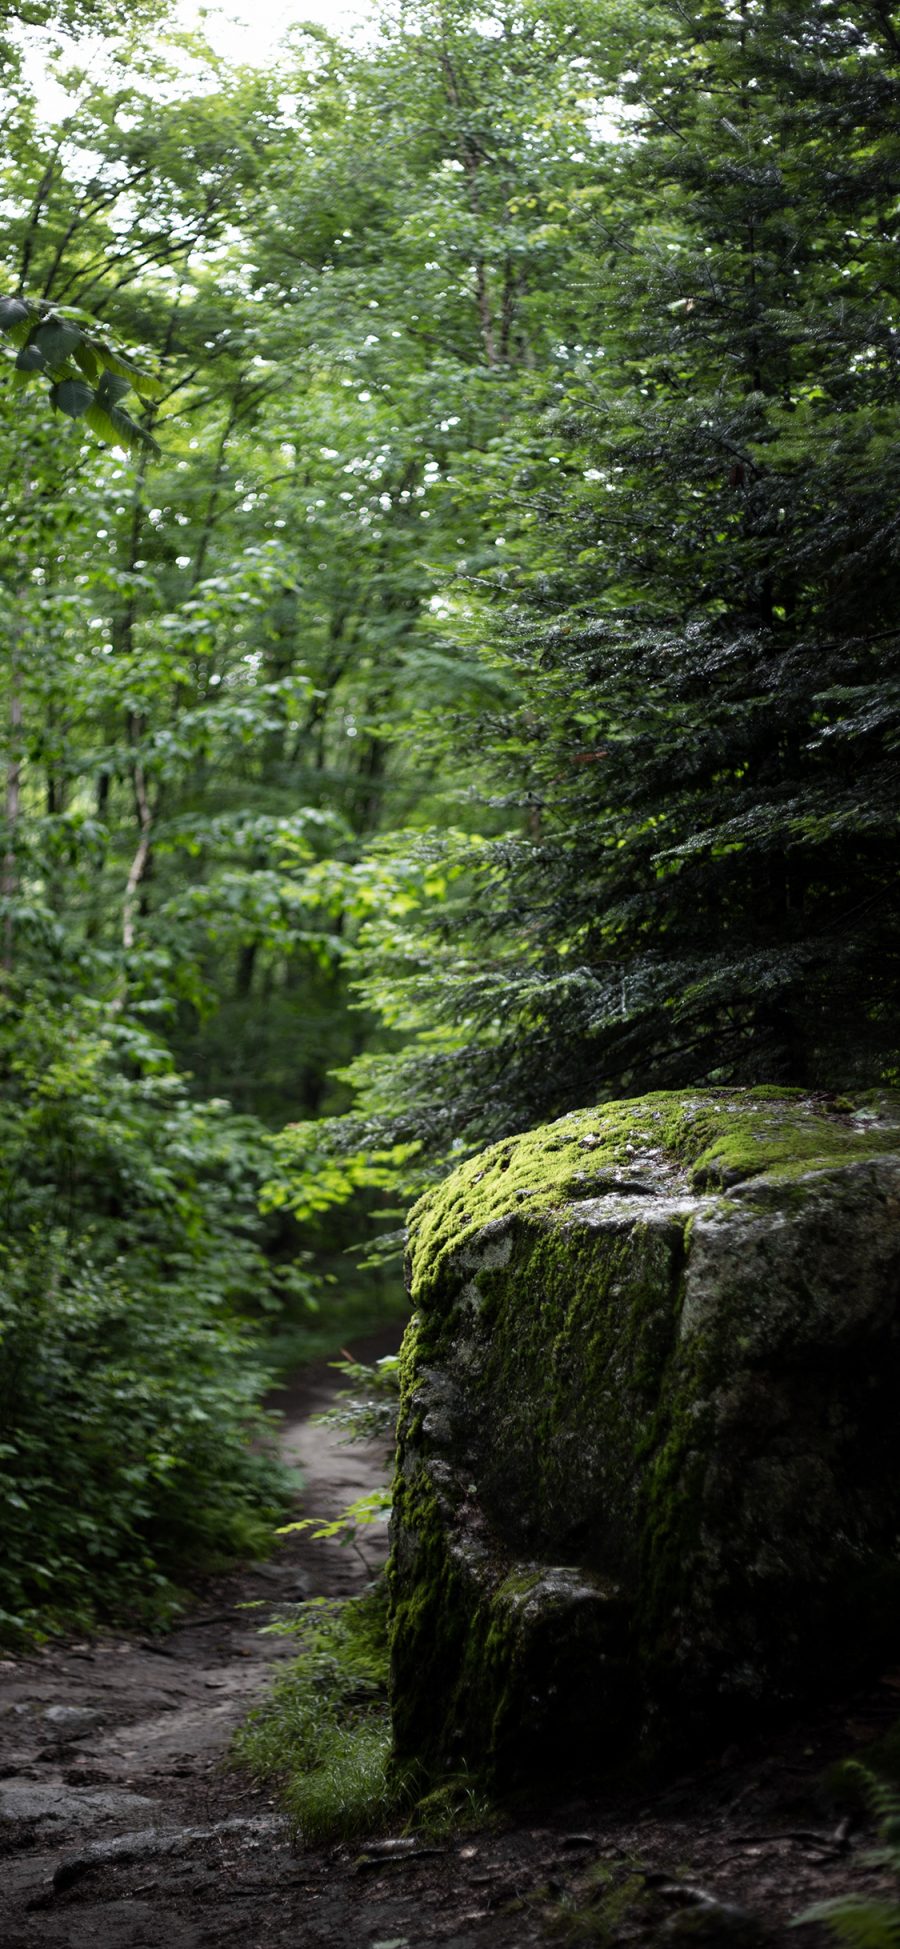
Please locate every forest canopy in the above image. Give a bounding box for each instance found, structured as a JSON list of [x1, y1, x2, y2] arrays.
[[2, 0, 898, 1635]]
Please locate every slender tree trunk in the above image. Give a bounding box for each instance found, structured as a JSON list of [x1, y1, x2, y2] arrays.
[[190, 400, 238, 591], [235, 940, 258, 998], [3, 449, 33, 976], [2, 629, 23, 974], [439, 47, 499, 367], [122, 731, 153, 954]]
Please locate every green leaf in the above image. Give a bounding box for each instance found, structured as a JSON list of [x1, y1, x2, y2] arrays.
[[15, 342, 45, 373], [73, 341, 103, 383], [34, 318, 83, 368], [84, 399, 160, 455], [94, 339, 163, 400], [96, 369, 133, 407], [792, 1896, 900, 1946], [51, 377, 95, 420], [5, 316, 35, 350], [0, 297, 31, 331]]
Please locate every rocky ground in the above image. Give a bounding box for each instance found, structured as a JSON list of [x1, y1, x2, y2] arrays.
[[1, 1331, 898, 1948]]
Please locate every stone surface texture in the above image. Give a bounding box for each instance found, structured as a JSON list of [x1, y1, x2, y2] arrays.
[[389, 1089, 900, 1780]]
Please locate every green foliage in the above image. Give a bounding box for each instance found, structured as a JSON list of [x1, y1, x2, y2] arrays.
[[794, 1768, 900, 1947], [0, 991, 293, 1639], [279, 1487, 392, 1577], [410, 1771, 496, 1841], [309, 0, 900, 1179], [276, 1356, 399, 1567], [233, 1591, 404, 1845], [795, 1902, 900, 1949], [263, 1281, 409, 1378], [1, 0, 619, 1635], [5, 0, 898, 1638], [0, 296, 161, 452], [233, 1586, 493, 1843], [312, 1352, 402, 1445]]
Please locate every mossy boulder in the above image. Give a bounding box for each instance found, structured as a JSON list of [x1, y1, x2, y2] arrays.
[[388, 1089, 900, 1782]]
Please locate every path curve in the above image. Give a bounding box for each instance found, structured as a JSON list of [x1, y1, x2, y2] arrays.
[[0, 1330, 405, 1947]]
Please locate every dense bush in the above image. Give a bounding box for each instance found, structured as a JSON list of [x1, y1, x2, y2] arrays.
[[0, 992, 292, 1639]]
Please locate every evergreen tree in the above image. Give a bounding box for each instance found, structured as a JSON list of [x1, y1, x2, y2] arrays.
[[335, 0, 900, 1161]]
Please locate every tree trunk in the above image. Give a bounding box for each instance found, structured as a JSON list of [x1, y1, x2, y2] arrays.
[[2, 631, 23, 974]]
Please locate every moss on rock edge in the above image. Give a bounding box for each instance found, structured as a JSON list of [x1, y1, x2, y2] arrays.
[[389, 1089, 900, 1784]]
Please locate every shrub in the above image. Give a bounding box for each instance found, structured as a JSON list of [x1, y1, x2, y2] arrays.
[[0, 993, 291, 1639]]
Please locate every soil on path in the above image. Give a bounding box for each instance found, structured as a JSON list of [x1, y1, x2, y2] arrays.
[[1, 1331, 898, 1949]]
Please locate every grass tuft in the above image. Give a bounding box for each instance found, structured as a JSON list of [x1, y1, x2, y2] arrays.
[[233, 1584, 496, 1846], [233, 1587, 408, 1844], [282, 1719, 398, 1846]]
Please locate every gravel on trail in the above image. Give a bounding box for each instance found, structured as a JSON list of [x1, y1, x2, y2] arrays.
[[1, 1329, 897, 1948]]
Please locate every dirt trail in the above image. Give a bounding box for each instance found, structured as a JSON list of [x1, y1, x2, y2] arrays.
[[2, 1332, 898, 1948], [0, 1330, 400, 1946]]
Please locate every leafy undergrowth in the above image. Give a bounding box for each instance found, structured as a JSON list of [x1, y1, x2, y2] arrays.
[[0, 998, 295, 1645], [0, 1228, 290, 1643], [233, 1588, 403, 1843], [233, 1586, 493, 1846], [793, 1770, 900, 1949]]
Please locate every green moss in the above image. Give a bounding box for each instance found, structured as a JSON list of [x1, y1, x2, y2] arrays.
[[550, 1865, 652, 1946], [495, 1569, 547, 1603], [393, 1166, 707, 1773], [390, 1205, 678, 1777], [387, 1463, 466, 1760], [474, 1217, 685, 1569], [678, 1094, 899, 1189], [407, 1088, 899, 1313], [411, 1772, 497, 1838]]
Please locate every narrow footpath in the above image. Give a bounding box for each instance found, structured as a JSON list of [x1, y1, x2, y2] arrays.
[[0, 1331, 406, 1947], [2, 1337, 898, 1949]]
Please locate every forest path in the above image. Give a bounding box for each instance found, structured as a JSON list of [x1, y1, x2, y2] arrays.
[[0, 1329, 407, 1947], [2, 1333, 897, 1949]]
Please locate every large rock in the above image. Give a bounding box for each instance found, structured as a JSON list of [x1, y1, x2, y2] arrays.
[[388, 1089, 900, 1781]]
